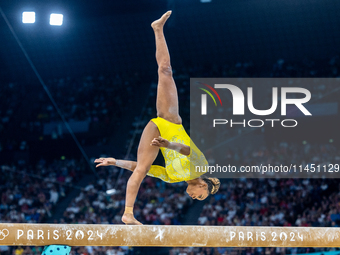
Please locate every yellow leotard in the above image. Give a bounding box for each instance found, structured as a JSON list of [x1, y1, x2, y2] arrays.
[[147, 117, 208, 183]]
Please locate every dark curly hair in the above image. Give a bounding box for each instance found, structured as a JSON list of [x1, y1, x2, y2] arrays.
[[202, 177, 220, 195]]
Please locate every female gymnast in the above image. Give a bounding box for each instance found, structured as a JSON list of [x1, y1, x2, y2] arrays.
[[94, 11, 220, 225]]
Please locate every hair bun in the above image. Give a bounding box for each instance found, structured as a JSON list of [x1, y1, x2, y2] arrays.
[[208, 177, 220, 194]]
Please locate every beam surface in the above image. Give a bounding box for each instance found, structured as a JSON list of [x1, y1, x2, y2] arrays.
[[0, 224, 339, 247]]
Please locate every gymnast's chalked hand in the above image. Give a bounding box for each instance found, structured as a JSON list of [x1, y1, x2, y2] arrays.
[[94, 157, 116, 167], [151, 136, 170, 148]]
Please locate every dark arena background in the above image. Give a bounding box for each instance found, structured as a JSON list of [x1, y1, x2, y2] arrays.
[[0, 0, 340, 255]]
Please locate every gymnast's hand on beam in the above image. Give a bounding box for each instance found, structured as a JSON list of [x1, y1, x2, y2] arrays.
[[94, 157, 116, 167], [151, 136, 170, 148]]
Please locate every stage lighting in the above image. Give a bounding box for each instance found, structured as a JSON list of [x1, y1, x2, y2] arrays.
[[50, 13, 63, 26], [200, 0, 212, 2], [22, 12, 35, 23], [106, 189, 117, 195]]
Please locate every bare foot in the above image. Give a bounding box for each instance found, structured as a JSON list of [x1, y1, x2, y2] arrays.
[[121, 213, 143, 225], [151, 11, 172, 30]]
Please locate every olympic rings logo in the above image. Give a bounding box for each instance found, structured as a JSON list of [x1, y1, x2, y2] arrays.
[[0, 229, 9, 240]]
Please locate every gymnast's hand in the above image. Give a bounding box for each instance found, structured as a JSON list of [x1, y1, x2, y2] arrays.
[[94, 157, 116, 167], [151, 136, 170, 148]]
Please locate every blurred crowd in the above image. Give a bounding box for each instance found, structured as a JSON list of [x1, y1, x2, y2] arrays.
[[201, 142, 340, 224], [61, 165, 191, 226], [0, 159, 83, 255], [0, 72, 144, 153], [0, 159, 81, 224], [220, 142, 340, 170]]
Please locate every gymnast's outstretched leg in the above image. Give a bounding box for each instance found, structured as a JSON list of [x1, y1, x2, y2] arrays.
[[152, 11, 182, 124], [122, 11, 178, 225]]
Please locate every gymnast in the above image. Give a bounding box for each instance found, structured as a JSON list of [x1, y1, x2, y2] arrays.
[[94, 11, 220, 225]]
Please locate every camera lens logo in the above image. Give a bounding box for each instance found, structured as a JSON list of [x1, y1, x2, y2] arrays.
[[198, 82, 222, 115], [0, 229, 9, 240]]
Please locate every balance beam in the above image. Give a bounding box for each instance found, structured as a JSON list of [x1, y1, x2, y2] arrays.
[[0, 224, 339, 247]]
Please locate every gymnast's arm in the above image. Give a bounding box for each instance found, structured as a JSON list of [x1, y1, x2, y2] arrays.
[[94, 158, 137, 172], [151, 136, 190, 156]]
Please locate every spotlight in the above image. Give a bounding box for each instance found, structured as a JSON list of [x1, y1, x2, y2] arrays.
[[106, 189, 117, 195], [50, 13, 63, 26], [22, 12, 35, 24]]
